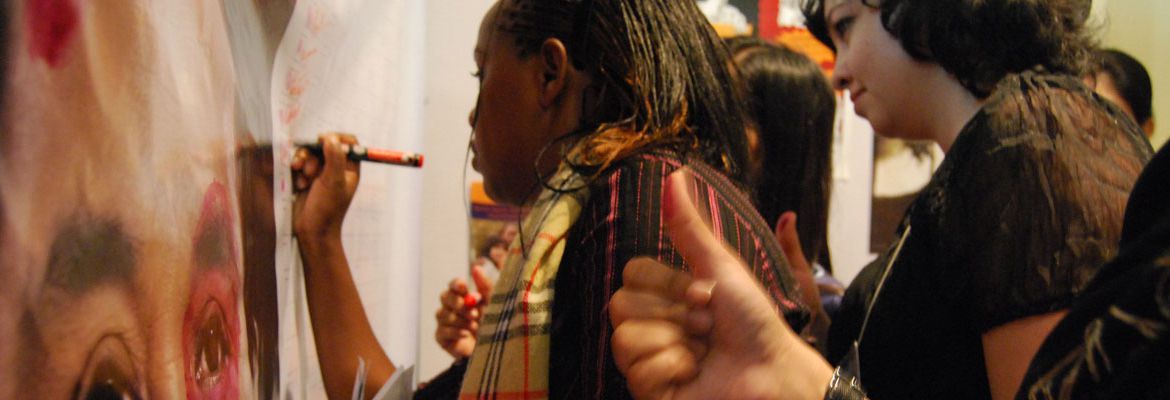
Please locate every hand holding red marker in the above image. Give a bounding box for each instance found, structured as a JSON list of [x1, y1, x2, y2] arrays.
[[463, 293, 480, 308], [300, 141, 424, 168], [435, 265, 494, 359]]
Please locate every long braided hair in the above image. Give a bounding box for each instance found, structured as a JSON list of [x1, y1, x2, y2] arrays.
[[499, 0, 751, 185]]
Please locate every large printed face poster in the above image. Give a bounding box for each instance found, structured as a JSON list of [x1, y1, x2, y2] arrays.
[[1, 0, 424, 397], [0, 1, 272, 398]]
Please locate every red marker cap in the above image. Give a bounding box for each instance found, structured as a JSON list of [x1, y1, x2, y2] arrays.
[[463, 293, 479, 308]]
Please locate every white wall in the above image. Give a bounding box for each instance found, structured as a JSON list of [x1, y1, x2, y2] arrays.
[[826, 97, 876, 285], [417, 0, 495, 381]]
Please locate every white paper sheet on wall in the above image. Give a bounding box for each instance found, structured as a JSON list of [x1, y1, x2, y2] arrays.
[[271, 0, 424, 398]]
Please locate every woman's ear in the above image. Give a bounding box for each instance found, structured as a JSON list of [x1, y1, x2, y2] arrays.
[[1143, 117, 1156, 139], [538, 38, 571, 108]]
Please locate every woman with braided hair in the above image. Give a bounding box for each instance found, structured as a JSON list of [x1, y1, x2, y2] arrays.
[[292, 0, 808, 398]]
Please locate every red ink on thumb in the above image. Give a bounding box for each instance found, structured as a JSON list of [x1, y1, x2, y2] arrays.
[[26, 0, 80, 67]]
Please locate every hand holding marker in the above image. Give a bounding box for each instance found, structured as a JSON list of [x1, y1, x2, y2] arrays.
[[300, 141, 424, 168]]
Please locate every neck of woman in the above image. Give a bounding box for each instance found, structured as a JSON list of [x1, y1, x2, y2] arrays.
[[926, 79, 986, 153]]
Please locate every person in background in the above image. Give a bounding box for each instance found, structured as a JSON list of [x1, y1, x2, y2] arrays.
[[725, 36, 840, 349], [725, 37, 835, 264], [1090, 48, 1156, 138], [612, 0, 1153, 398], [292, 0, 808, 398], [473, 235, 508, 279], [497, 222, 519, 245]]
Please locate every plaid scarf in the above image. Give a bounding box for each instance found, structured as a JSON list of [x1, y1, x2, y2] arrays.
[[460, 168, 587, 400]]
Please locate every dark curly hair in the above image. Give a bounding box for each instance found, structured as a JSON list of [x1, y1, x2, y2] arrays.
[[497, 0, 750, 183], [802, 0, 1097, 97]]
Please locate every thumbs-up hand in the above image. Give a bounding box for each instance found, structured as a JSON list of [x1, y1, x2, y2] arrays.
[[609, 170, 833, 400]]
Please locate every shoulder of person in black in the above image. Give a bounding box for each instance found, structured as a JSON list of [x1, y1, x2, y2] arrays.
[[1018, 142, 1170, 399]]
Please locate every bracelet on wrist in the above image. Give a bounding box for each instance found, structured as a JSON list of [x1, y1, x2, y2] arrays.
[[823, 365, 866, 400]]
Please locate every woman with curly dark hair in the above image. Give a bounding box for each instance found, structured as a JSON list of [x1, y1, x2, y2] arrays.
[[799, 0, 1151, 397], [607, 0, 1153, 399]]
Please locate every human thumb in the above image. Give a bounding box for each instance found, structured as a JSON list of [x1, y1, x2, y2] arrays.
[[662, 170, 741, 282], [470, 264, 494, 302]]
